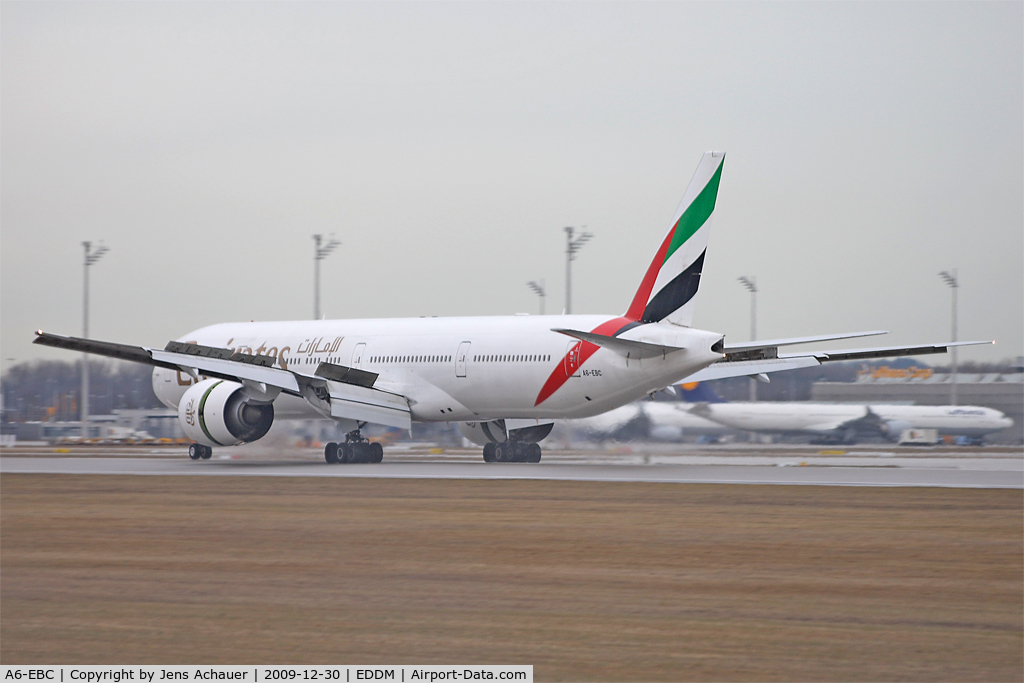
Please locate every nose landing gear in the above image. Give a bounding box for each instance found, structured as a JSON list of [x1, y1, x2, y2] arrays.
[[324, 430, 384, 464], [188, 443, 212, 460]]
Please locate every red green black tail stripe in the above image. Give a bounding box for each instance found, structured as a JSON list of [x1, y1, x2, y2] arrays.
[[534, 316, 636, 406]]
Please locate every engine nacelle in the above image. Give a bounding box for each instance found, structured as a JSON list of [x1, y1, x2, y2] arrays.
[[178, 378, 274, 448], [885, 419, 913, 441]]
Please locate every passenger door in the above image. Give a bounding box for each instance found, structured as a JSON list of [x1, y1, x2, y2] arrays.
[[351, 343, 366, 368], [565, 341, 582, 377], [456, 341, 471, 378]]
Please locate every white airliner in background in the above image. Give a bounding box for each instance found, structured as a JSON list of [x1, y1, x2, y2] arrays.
[[569, 396, 1012, 444], [568, 400, 733, 442], [34, 151, 990, 463], [688, 401, 1013, 443]]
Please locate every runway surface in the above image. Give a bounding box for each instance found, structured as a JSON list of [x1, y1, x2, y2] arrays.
[[3, 447, 1022, 488]]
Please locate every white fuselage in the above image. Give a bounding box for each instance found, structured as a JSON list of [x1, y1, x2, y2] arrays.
[[151, 315, 724, 424], [695, 402, 1013, 437], [568, 401, 733, 437]]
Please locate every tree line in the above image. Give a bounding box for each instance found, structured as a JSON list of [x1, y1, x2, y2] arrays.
[[2, 360, 163, 423]]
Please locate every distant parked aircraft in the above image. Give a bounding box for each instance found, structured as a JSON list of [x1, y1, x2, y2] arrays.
[[568, 400, 734, 442], [689, 401, 1013, 443]]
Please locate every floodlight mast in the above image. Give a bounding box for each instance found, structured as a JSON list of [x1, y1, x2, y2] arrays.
[[82, 241, 109, 439], [313, 234, 341, 320], [564, 226, 592, 314], [527, 280, 546, 315], [939, 269, 959, 406], [737, 276, 758, 402]]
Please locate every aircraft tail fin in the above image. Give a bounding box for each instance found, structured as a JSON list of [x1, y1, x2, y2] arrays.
[[678, 381, 726, 403], [624, 151, 725, 327]]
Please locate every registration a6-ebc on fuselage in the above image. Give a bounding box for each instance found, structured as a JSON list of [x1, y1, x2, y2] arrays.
[[35, 151, 986, 463]]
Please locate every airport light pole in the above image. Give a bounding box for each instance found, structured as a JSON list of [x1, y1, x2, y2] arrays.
[[738, 276, 758, 402], [82, 241, 109, 439], [564, 226, 592, 314], [527, 280, 546, 315], [313, 234, 340, 320], [939, 269, 959, 406]]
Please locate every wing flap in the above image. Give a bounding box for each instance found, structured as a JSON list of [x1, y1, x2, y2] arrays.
[[314, 362, 378, 388], [327, 382, 411, 430]]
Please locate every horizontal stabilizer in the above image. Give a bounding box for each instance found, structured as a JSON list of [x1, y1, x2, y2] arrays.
[[552, 328, 683, 359]]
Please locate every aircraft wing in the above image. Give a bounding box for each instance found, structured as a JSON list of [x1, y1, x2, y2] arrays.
[[683, 339, 993, 384], [35, 331, 302, 392], [781, 340, 992, 363], [722, 331, 888, 354], [33, 331, 410, 428], [683, 357, 823, 382]]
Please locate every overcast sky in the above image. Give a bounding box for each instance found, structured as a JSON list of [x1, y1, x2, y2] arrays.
[[2, 1, 1021, 370]]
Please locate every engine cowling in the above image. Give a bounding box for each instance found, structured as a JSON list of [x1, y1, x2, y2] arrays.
[[884, 419, 913, 441], [178, 378, 274, 447]]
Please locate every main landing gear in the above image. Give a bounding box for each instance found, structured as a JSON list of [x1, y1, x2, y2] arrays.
[[188, 443, 212, 460], [324, 430, 384, 464], [482, 441, 542, 463]]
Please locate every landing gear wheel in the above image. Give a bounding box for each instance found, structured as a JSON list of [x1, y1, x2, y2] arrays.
[[483, 443, 496, 462], [200, 446, 212, 460], [349, 442, 363, 463], [325, 442, 339, 464], [340, 443, 353, 464], [527, 443, 542, 463], [370, 442, 384, 463], [188, 443, 202, 460], [354, 442, 373, 463], [494, 443, 508, 462]]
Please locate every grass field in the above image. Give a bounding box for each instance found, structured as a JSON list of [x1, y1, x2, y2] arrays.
[[2, 474, 1021, 681]]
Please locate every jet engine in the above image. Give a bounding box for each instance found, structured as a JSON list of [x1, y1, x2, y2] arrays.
[[884, 419, 913, 441], [178, 378, 274, 448]]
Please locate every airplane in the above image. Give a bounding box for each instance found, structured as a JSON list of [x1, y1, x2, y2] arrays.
[[688, 401, 1013, 444], [567, 400, 734, 442], [33, 151, 992, 463]]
